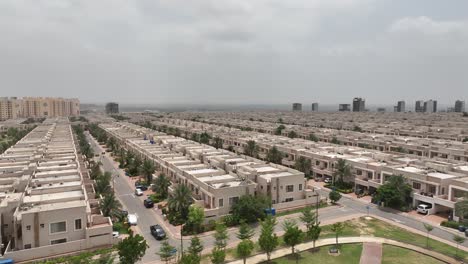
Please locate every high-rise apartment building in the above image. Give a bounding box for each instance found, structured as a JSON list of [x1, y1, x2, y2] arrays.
[[454, 100, 465, 113], [0, 97, 79, 120], [395, 101, 405, 112], [424, 100, 437, 113], [105, 102, 119, 114], [352, 98, 365, 112], [292, 103, 302, 111], [339, 104, 351, 112], [415, 100, 424, 112], [311, 103, 319, 112]]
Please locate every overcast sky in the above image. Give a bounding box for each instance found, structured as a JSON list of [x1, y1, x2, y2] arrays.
[[1, 0, 467, 105]]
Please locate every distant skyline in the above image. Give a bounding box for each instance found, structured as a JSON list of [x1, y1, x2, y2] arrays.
[[1, 0, 467, 104]]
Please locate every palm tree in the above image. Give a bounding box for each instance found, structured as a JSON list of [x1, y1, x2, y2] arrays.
[[167, 184, 193, 220], [100, 192, 121, 218], [243, 140, 259, 157], [95, 171, 112, 194], [212, 136, 223, 149], [333, 159, 352, 186], [153, 173, 171, 199], [294, 156, 312, 178], [266, 146, 283, 164], [140, 159, 156, 184]]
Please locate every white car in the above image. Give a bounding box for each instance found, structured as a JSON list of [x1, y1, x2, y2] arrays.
[[127, 214, 138, 225], [112, 231, 120, 238], [416, 204, 432, 214], [135, 188, 143, 196]]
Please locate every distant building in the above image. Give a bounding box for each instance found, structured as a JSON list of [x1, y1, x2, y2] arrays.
[[339, 104, 351, 112], [415, 100, 424, 112], [105, 102, 119, 114], [292, 103, 302, 111], [424, 100, 437, 113], [454, 100, 465, 113], [377, 107, 386, 113], [395, 101, 405, 112], [0, 97, 79, 121], [352, 98, 365, 112], [311, 103, 319, 112]]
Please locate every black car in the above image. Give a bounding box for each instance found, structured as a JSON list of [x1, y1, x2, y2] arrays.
[[150, 225, 166, 240], [144, 198, 154, 208]]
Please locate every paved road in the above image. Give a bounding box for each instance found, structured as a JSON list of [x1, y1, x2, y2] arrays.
[[86, 132, 467, 263]]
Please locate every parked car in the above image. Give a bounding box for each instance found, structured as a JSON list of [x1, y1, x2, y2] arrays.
[[324, 177, 331, 184], [127, 214, 137, 225], [112, 231, 120, 238], [136, 185, 148, 191], [416, 203, 432, 214], [121, 210, 128, 216], [144, 198, 154, 208], [150, 225, 166, 240], [465, 229, 468, 237], [135, 188, 143, 196]]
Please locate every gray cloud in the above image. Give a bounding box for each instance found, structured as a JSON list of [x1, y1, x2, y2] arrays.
[[0, 0, 467, 106]]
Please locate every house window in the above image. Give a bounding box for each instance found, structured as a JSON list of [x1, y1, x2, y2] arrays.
[[412, 182, 421, 189], [285, 198, 294, 202], [229, 197, 239, 206], [367, 172, 373, 178], [299, 184, 303, 191], [26, 225, 31, 231], [356, 170, 362, 175], [316, 161, 320, 166], [219, 198, 224, 207], [40, 224, 45, 228], [24, 244, 32, 249], [51, 238, 67, 245], [272, 200, 276, 204], [286, 185, 294, 192], [50, 221, 66, 234], [75, 219, 82, 230]]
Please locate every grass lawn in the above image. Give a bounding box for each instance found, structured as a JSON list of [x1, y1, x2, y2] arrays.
[[275, 202, 329, 217], [382, 244, 444, 264], [266, 244, 363, 264]]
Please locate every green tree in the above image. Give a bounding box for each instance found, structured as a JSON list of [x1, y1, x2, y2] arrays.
[[353, 125, 362, 132], [117, 234, 148, 264], [300, 207, 317, 236], [158, 239, 175, 264], [100, 192, 121, 218], [236, 221, 255, 240], [374, 175, 412, 210], [90, 162, 102, 180], [329, 190, 342, 204], [275, 125, 285, 135], [152, 173, 171, 199], [210, 247, 226, 264], [214, 221, 229, 249], [140, 159, 155, 184], [333, 159, 352, 185], [186, 205, 205, 234], [167, 184, 193, 220], [231, 195, 270, 223], [95, 171, 112, 194], [212, 136, 223, 149], [199, 132, 211, 144], [287, 130, 298, 139], [266, 146, 283, 164], [282, 220, 304, 254], [243, 140, 259, 157], [258, 215, 279, 262], [294, 156, 311, 178], [331, 223, 345, 248], [454, 199, 468, 222], [309, 224, 321, 249], [308, 133, 319, 142], [237, 239, 254, 264], [423, 223, 434, 249], [453, 235, 466, 259], [187, 236, 204, 258]]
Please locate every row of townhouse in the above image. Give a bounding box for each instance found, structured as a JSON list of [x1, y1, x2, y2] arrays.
[[0, 119, 114, 263], [148, 116, 468, 163], [148, 118, 468, 220], [99, 122, 318, 220], [157, 111, 468, 141]]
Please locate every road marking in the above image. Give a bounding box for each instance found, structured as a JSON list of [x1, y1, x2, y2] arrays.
[[119, 193, 134, 197], [392, 218, 403, 223]]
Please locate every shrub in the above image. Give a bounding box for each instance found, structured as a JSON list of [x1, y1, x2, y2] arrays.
[[223, 215, 238, 227], [441, 220, 461, 229]]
